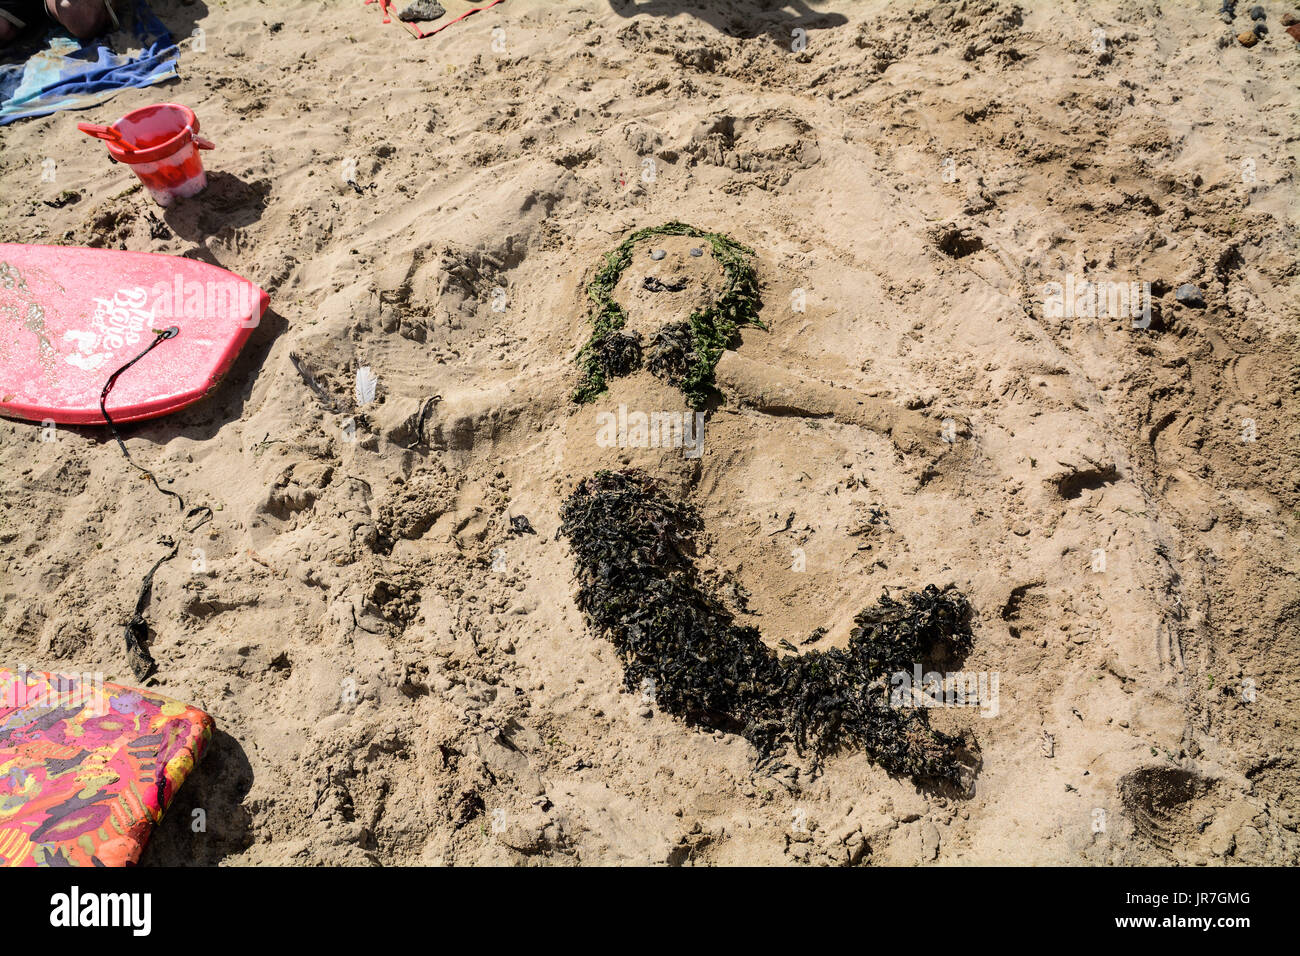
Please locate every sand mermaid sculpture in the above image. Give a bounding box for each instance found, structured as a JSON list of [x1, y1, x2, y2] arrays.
[[560, 223, 979, 790]]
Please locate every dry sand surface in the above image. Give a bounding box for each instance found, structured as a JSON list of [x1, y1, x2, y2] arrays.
[[1, 0, 1298, 865]]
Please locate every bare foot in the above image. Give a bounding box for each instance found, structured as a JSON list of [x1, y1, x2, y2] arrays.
[[44, 0, 112, 40]]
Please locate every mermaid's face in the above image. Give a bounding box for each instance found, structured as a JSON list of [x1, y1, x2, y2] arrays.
[[611, 235, 726, 341], [572, 225, 761, 409]]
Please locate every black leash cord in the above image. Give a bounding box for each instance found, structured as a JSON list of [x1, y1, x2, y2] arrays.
[[100, 327, 185, 512], [99, 327, 213, 678]]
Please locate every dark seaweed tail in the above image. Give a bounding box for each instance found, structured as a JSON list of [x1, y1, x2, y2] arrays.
[[559, 469, 978, 787]]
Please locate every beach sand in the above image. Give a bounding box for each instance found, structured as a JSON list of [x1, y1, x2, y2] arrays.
[[0, 0, 1297, 865]]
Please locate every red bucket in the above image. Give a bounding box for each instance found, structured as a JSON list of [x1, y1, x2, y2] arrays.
[[80, 104, 214, 206]]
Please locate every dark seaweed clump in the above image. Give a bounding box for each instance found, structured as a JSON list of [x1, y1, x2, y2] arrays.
[[559, 469, 978, 788], [596, 330, 643, 378], [646, 321, 695, 384]]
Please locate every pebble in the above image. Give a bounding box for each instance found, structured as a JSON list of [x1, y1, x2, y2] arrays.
[[1255, 22, 1268, 34], [689, 247, 704, 257], [1175, 283, 1205, 307], [400, 0, 445, 21], [1250, 5, 1266, 20], [921, 823, 940, 861], [1289, 23, 1300, 40], [1238, 30, 1260, 45], [650, 249, 666, 261], [1283, 13, 1298, 26]]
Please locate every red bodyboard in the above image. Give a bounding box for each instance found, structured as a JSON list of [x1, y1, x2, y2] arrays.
[[0, 244, 268, 425]]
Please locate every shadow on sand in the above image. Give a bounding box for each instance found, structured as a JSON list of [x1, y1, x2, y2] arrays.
[[100, 300, 287, 449], [607, 0, 847, 41], [142, 729, 255, 865], [161, 171, 272, 244]]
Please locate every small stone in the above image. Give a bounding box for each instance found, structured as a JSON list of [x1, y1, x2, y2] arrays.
[[689, 247, 704, 257], [1012, 522, 1031, 537], [1221, 11, 1236, 22], [1283, 13, 1298, 26], [921, 823, 940, 861], [1239, 29, 1259, 45], [1254, 22, 1268, 35], [847, 838, 868, 865], [1198, 513, 1217, 532], [400, 0, 444, 20], [1175, 283, 1205, 307], [1249, 5, 1266, 20], [1288, 22, 1300, 40], [650, 249, 666, 261], [400, 0, 445, 21]]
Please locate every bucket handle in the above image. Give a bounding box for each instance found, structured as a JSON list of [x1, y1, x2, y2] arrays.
[[184, 123, 215, 150]]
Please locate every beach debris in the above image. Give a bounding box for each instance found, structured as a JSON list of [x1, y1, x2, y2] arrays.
[[356, 366, 379, 406], [560, 469, 978, 787], [510, 514, 536, 535], [573, 223, 764, 409], [400, 0, 446, 21], [1175, 283, 1205, 308], [289, 351, 342, 412], [122, 543, 172, 680], [41, 190, 81, 209]]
